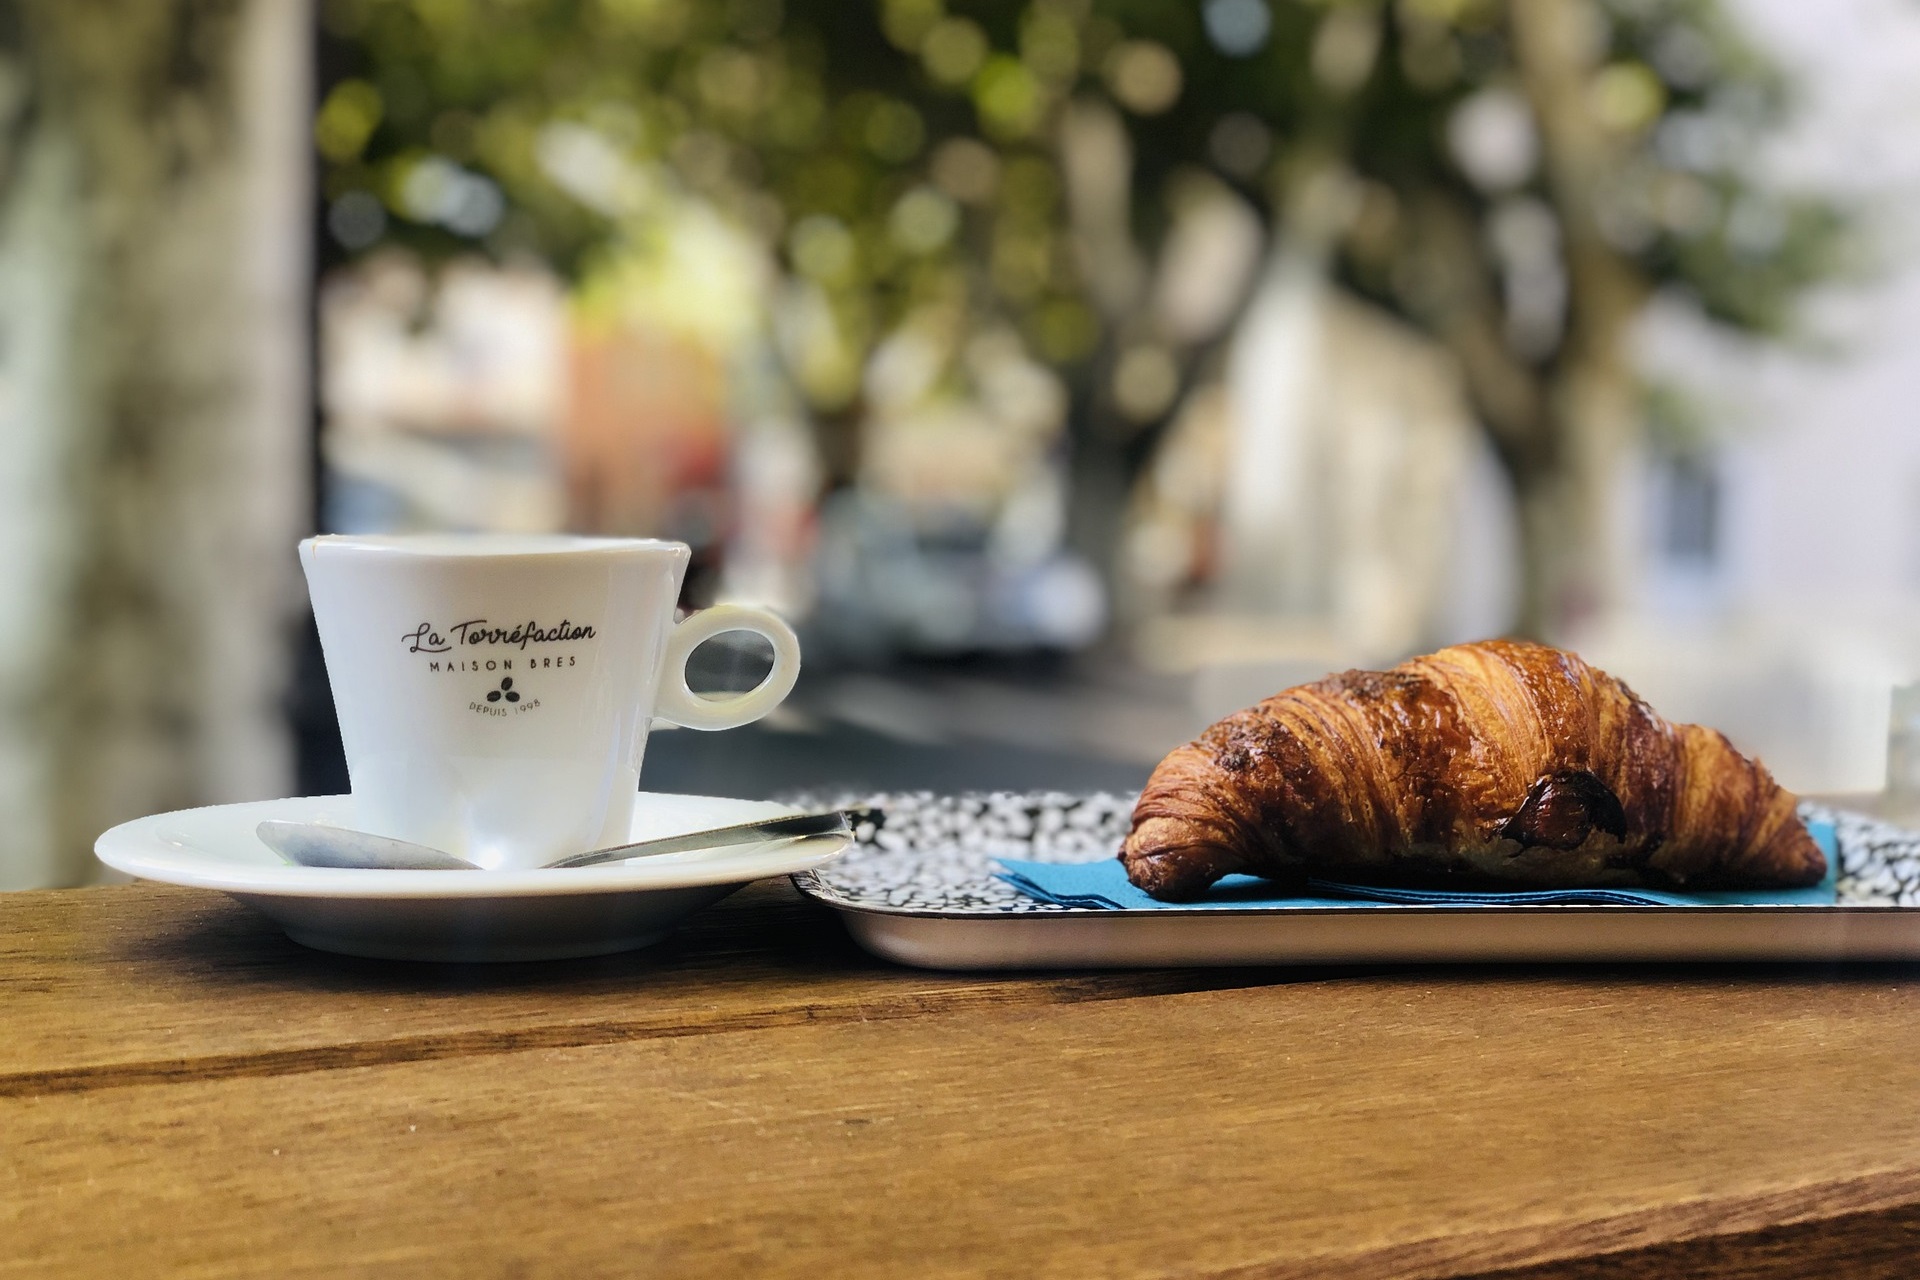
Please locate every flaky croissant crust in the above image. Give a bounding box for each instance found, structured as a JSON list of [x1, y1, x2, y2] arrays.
[[1121, 639, 1825, 901]]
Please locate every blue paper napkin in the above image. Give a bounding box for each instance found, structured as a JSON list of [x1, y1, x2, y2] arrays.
[[995, 821, 1838, 910]]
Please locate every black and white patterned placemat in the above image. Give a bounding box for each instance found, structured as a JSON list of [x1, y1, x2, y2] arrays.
[[791, 793, 1920, 915]]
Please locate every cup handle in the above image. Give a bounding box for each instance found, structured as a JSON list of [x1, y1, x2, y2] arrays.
[[652, 604, 801, 731]]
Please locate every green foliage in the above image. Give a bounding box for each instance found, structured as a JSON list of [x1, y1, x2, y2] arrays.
[[317, 0, 1847, 416]]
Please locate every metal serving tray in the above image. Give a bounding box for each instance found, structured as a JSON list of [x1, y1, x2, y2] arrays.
[[793, 795, 1920, 971]]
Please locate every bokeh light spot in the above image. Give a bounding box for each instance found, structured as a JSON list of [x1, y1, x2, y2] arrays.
[[923, 17, 989, 86], [883, 0, 943, 52], [1591, 62, 1667, 134], [865, 99, 927, 163], [931, 137, 1001, 204], [315, 79, 384, 164], [327, 189, 387, 250], [1103, 41, 1182, 116], [1447, 88, 1538, 191], [1310, 7, 1380, 93], [1020, 8, 1081, 82], [789, 214, 859, 283], [395, 154, 505, 237], [889, 187, 960, 254], [1203, 0, 1272, 58], [1209, 112, 1272, 180], [974, 56, 1046, 139]]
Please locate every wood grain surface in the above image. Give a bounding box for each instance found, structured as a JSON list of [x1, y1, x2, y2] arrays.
[[0, 883, 1276, 1095], [5, 881, 1920, 1279]]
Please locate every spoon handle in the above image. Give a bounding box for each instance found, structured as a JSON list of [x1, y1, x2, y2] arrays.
[[540, 811, 852, 869]]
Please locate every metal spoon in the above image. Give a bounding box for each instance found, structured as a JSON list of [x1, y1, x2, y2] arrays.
[[256, 810, 853, 872]]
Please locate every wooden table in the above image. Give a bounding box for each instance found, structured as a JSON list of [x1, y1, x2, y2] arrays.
[[5, 881, 1920, 1278]]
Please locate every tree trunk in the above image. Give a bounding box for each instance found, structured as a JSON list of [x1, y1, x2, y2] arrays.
[[1505, 455, 1575, 641], [1056, 97, 1270, 593], [0, 0, 310, 887], [1056, 96, 1151, 582], [1504, 360, 1640, 639], [1510, 0, 1648, 638]]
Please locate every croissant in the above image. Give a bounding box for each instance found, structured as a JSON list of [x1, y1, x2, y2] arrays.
[[1121, 638, 1825, 901]]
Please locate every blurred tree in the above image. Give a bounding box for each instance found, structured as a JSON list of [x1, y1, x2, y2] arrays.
[[0, 0, 309, 886], [319, 0, 1842, 636]]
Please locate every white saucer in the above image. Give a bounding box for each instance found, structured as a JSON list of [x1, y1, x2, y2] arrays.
[[95, 792, 851, 962]]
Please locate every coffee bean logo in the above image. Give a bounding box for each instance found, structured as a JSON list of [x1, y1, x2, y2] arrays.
[[486, 677, 520, 704]]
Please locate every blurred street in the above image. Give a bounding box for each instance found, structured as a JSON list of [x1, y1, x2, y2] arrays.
[[296, 640, 1194, 800]]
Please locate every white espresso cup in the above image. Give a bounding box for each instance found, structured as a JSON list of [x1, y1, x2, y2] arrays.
[[300, 534, 800, 869]]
